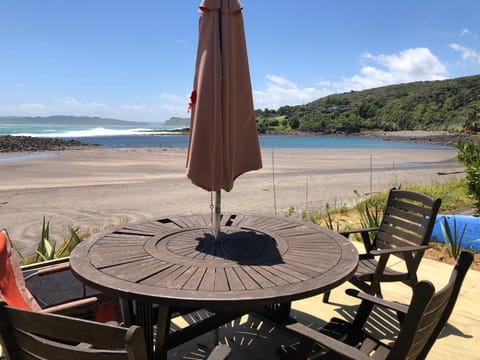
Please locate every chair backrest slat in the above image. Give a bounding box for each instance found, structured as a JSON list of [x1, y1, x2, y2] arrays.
[[388, 198, 435, 218], [377, 222, 424, 247], [7, 304, 128, 348], [0, 303, 148, 360], [381, 214, 429, 238], [14, 330, 127, 360], [389, 190, 438, 209], [386, 206, 431, 227]]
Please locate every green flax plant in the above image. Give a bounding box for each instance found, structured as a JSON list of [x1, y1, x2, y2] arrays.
[[15, 217, 85, 265], [317, 203, 352, 231], [354, 190, 384, 241], [55, 227, 84, 258], [359, 200, 382, 237], [35, 216, 56, 262], [440, 216, 469, 260], [324, 204, 334, 230]]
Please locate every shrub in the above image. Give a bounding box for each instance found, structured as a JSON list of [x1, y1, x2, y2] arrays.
[[440, 216, 468, 260], [456, 140, 480, 212]]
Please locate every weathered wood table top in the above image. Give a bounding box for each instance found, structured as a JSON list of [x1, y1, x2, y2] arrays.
[[70, 213, 358, 359], [71, 213, 358, 309]]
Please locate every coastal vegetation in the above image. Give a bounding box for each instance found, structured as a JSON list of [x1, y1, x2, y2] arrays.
[[255, 74, 480, 135], [456, 140, 480, 212], [293, 178, 474, 228], [294, 178, 479, 268]]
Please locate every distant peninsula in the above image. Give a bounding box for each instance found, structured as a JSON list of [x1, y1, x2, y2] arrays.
[[0, 115, 151, 126], [0, 115, 192, 128], [163, 117, 190, 127]]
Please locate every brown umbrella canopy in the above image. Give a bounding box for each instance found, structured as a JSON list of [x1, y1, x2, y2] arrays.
[[187, 0, 262, 193]]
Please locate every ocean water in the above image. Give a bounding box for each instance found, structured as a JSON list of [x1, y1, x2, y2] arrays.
[[0, 123, 452, 150]]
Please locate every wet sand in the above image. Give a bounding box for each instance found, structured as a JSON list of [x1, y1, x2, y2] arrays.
[[0, 146, 464, 254]]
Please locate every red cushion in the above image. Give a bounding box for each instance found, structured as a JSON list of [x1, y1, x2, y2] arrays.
[[95, 297, 123, 323], [0, 230, 40, 310]]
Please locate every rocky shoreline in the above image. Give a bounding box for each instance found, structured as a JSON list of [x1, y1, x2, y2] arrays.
[[370, 130, 480, 146], [264, 130, 480, 146], [0, 135, 97, 153]]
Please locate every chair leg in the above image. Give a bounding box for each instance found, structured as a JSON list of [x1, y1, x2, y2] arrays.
[[322, 291, 331, 303], [371, 284, 383, 298], [121, 298, 134, 326], [295, 338, 317, 360], [255, 302, 292, 323]]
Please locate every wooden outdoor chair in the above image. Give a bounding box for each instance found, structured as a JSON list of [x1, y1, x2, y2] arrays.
[[0, 228, 119, 320], [0, 302, 231, 360], [323, 188, 441, 303], [282, 250, 473, 359], [0, 301, 147, 359]]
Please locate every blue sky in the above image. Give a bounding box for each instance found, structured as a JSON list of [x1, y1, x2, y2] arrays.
[[1, 0, 479, 123]]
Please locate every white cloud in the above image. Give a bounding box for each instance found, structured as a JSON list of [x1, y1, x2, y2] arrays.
[[449, 43, 480, 64], [159, 93, 187, 103], [461, 28, 472, 37], [19, 103, 47, 111], [338, 48, 448, 91], [253, 74, 330, 109], [53, 97, 109, 111], [121, 104, 147, 111], [253, 48, 449, 110], [174, 38, 187, 46]]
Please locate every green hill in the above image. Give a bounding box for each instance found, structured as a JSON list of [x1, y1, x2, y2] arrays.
[[255, 74, 480, 134]]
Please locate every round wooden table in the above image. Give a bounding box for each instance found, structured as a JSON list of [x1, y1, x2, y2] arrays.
[[70, 214, 358, 359]]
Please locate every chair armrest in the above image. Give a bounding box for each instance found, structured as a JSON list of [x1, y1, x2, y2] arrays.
[[20, 257, 70, 272], [23, 262, 72, 281], [339, 227, 378, 253], [42, 296, 98, 315], [286, 322, 371, 360], [339, 227, 379, 236], [369, 245, 430, 257], [36, 262, 71, 276], [345, 289, 408, 315]]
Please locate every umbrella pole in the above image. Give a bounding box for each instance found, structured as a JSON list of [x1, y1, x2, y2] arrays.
[[214, 190, 221, 241]]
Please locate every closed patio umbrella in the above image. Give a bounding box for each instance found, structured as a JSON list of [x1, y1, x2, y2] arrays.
[[187, 0, 262, 238]]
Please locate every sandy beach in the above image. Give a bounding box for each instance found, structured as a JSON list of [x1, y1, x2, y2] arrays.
[[0, 146, 464, 254]]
